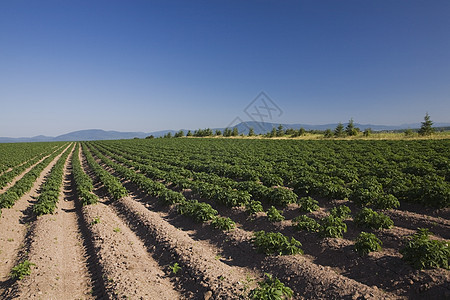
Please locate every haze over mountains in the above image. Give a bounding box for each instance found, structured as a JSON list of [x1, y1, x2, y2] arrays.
[[1, 121, 450, 143]]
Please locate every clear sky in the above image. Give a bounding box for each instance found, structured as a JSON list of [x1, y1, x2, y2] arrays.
[[1, 0, 449, 137]]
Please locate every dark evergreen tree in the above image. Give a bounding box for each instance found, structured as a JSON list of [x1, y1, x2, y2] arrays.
[[174, 130, 184, 138], [248, 127, 255, 136], [324, 129, 333, 138], [345, 118, 358, 136], [270, 127, 277, 138], [276, 125, 284, 137], [299, 127, 306, 136], [223, 128, 232, 137], [418, 113, 435, 136], [334, 123, 345, 137]]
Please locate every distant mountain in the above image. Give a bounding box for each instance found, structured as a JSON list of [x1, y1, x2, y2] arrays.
[[53, 129, 149, 141], [1, 121, 449, 143], [0, 130, 152, 143]]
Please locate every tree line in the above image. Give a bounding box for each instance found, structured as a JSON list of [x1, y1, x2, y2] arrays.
[[146, 113, 436, 139]]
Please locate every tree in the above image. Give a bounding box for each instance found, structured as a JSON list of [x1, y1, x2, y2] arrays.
[[324, 129, 333, 138], [232, 127, 239, 136], [276, 125, 284, 137], [215, 129, 222, 136], [174, 130, 184, 138], [404, 128, 414, 137], [194, 128, 213, 137], [285, 128, 295, 135], [145, 135, 154, 139], [418, 113, 435, 136], [299, 127, 306, 136], [334, 123, 344, 137], [223, 128, 232, 137], [270, 127, 277, 138], [164, 132, 172, 138], [345, 118, 358, 136], [248, 127, 255, 136], [363, 128, 372, 137]]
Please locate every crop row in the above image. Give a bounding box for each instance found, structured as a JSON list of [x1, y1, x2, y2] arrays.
[[85, 143, 309, 265], [0, 142, 60, 173], [71, 143, 98, 206], [87, 140, 450, 271], [94, 139, 450, 208], [89, 143, 396, 244], [83, 143, 238, 231], [33, 144, 74, 215], [87, 143, 392, 258], [91, 142, 299, 210], [81, 144, 128, 200], [0, 145, 61, 189], [0, 144, 69, 216]]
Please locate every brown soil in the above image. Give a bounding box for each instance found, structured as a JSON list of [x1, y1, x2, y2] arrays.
[[1, 143, 449, 300], [12, 148, 93, 299], [81, 200, 180, 299], [83, 150, 261, 299], [96, 157, 395, 299], [0, 144, 72, 298], [98, 149, 450, 299]]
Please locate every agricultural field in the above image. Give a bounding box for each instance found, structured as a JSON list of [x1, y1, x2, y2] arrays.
[[0, 138, 449, 299]]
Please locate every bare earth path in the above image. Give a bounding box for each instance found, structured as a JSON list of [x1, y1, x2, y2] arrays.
[[81, 198, 181, 299], [13, 149, 94, 299], [0, 144, 71, 296]]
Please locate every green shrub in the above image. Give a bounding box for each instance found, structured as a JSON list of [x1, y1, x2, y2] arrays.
[[374, 194, 400, 210], [319, 215, 347, 238], [246, 200, 264, 215], [266, 206, 285, 222], [292, 215, 320, 232], [169, 262, 181, 275], [297, 196, 319, 212], [354, 208, 393, 230], [10, 260, 35, 280], [252, 231, 303, 256], [350, 177, 399, 209], [329, 205, 351, 219], [211, 216, 235, 231], [269, 188, 297, 207], [159, 189, 185, 205], [249, 273, 293, 299], [354, 232, 382, 256], [177, 200, 218, 223], [400, 228, 449, 269]]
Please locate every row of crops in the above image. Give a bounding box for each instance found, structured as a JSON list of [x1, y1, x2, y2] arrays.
[[0, 142, 60, 174], [84, 139, 450, 271], [0, 138, 448, 298], [0, 143, 68, 216], [90, 138, 450, 209], [0, 143, 61, 189]]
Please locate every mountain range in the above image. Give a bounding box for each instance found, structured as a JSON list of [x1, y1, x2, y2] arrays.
[[1, 121, 449, 143]]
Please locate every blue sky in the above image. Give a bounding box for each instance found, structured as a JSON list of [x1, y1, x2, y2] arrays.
[[1, 0, 449, 137]]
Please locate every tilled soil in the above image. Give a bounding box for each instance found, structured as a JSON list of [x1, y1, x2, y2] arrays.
[[81, 200, 180, 299], [12, 150, 93, 299], [0, 144, 72, 298], [1, 143, 449, 299], [96, 150, 450, 299]]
